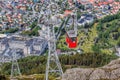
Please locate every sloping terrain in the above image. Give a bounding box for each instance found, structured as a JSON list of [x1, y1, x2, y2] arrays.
[[62, 58, 120, 80]]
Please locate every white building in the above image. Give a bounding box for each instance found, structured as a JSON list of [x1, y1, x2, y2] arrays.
[[24, 46, 33, 56], [0, 35, 47, 57], [0, 42, 6, 51], [0, 38, 8, 52], [77, 14, 94, 26]]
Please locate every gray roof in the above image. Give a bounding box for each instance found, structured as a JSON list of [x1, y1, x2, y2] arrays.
[[67, 30, 77, 37]]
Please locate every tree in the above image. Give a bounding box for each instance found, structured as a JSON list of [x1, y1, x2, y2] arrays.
[[0, 75, 9, 80], [92, 44, 101, 53], [117, 37, 120, 47]]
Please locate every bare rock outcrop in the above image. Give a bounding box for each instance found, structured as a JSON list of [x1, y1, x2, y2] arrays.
[[62, 58, 120, 80]]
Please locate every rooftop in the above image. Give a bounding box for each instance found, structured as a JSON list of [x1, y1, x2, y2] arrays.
[[67, 30, 77, 38]]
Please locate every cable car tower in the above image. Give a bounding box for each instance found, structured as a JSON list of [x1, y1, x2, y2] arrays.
[[32, 0, 63, 79], [10, 49, 21, 80], [41, 0, 63, 80]]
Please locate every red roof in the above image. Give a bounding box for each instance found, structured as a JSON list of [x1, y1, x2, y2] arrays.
[[68, 0, 73, 5], [64, 10, 73, 17]]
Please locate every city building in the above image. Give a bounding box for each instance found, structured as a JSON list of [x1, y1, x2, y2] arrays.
[[0, 35, 47, 58], [77, 14, 94, 26]]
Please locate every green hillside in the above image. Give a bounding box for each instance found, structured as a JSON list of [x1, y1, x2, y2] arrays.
[[57, 12, 120, 54]]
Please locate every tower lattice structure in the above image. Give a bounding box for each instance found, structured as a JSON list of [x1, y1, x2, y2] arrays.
[[45, 0, 63, 80], [10, 49, 21, 79]]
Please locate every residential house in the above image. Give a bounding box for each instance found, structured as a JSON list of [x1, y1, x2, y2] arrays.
[[77, 14, 94, 26]]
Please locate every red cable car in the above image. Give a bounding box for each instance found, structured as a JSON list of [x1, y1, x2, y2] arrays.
[[66, 30, 77, 48], [65, 14, 77, 48]]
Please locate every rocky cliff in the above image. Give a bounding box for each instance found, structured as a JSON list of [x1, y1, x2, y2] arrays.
[[62, 58, 120, 80]]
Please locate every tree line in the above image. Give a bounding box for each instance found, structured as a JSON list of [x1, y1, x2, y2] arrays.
[[1, 53, 118, 76]]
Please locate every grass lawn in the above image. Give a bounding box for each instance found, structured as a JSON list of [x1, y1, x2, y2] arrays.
[[79, 23, 98, 53]]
